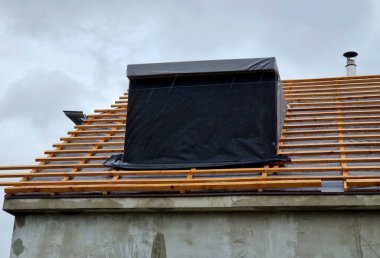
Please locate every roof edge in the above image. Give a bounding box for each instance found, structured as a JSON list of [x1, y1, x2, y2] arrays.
[[4, 195, 380, 215]]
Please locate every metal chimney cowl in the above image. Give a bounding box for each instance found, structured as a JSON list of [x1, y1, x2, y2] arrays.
[[343, 51, 358, 77]]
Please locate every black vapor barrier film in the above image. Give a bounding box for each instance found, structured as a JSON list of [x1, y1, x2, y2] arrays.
[[105, 58, 289, 169]]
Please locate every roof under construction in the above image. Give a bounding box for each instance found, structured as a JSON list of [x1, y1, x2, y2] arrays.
[[2, 74, 380, 196]]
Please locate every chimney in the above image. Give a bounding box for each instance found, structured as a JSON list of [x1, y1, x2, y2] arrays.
[[343, 51, 358, 76]]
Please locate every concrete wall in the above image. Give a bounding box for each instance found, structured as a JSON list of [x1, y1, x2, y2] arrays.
[[8, 211, 380, 258], [5, 195, 380, 258]]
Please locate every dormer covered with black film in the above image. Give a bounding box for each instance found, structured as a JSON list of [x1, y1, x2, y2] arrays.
[[105, 58, 288, 169]]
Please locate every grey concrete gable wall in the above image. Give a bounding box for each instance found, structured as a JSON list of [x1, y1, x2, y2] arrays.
[[5, 195, 380, 258], [9, 211, 380, 258]]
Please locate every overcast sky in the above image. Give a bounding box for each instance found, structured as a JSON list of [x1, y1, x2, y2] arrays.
[[1, 0, 380, 256]]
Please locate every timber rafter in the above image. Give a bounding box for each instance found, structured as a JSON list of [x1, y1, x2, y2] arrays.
[[2, 76, 380, 194]]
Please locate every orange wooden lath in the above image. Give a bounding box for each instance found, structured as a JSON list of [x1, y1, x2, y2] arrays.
[[2, 75, 380, 194]]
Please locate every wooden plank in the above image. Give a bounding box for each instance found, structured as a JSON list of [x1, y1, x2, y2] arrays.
[[284, 128, 380, 135], [283, 75, 380, 83], [283, 79, 380, 88], [282, 149, 380, 156], [285, 86, 380, 95], [62, 128, 118, 182], [285, 89, 380, 98], [4, 167, 259, 174], [285, 115, 380, 123], [284, 83, 378, 91], [70, 106, 126, 182], [35, 156, 110, 162], [2, 165, 380, 176], [281, 141, 380, 149], [284, 74, 380, 82], [334, 85, 349, 191], [68, 129, 125, 135], [60, 136, 124, 141], [180, 168, 195, 193], [111, 104, 128, 108], [4, 180, 322, 194], [289, 105, 380, 112], [287, 94, 380, 102], [288, 157, 380, 164], [4, 76, 380, 195], [45, 142, 379, 154], [83, 118, 126, 123], [346, 179, 380, 187], [282, 134, 380, 142], [283, 83, 380, 91], [52, 142, 124, 147], [258, 165, 270, 192], [283, 80, 380, 88], [55, 126, 87, 183], [21, 134, 72, 182], [31, 111, 123, 190], [0, 164, 106, 170], [74, 124, 126, 129], [87, 114, 127, 118], [0, 176, 352, 187], [289, 100, 380, 107], [94, 108, 127, 113], [3, 174, 380, 186], [286, 110, 380, 117], [284, 121, 380, 129], [45, 149, 123, 154]]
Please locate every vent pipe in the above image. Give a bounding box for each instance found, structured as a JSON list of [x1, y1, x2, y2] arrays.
[[343, 51, 358, 76], [63, 111, 87, 125]]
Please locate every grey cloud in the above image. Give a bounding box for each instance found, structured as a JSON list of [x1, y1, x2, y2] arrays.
[[1, 1, 380, 257], [0, 69, 93, 128], [0, 69, 102, 168], [2, 0, 376, 81], [0, 0, 157, 41]]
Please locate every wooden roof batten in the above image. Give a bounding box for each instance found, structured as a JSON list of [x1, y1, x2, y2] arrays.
[[2, 76, 380, 195]]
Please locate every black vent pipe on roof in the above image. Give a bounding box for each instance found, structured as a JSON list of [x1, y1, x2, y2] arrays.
[[63, 110, 87, 125]]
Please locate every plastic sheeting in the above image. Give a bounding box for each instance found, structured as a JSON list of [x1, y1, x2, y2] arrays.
[[105, 58, 289, 169], [127, 58, 279, 79]]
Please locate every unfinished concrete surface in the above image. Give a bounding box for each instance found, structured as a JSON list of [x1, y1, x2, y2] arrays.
[[3, 195, 380, 258], [5, 195, 380, 213], [7, 210, 380, 258]]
